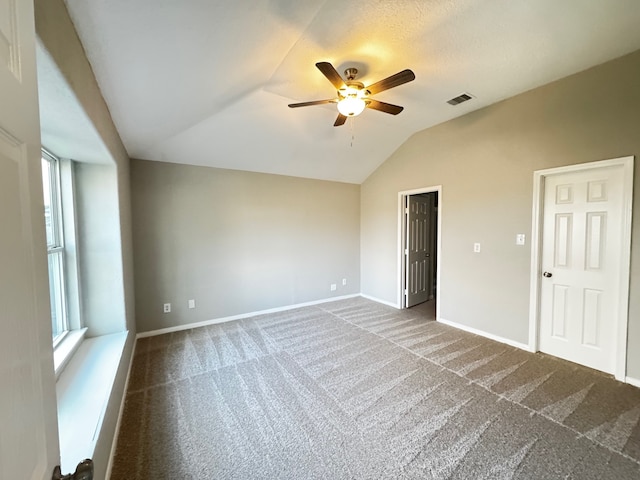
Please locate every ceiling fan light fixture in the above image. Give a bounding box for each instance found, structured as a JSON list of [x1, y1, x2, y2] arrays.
[[337, 96, 366, 117]]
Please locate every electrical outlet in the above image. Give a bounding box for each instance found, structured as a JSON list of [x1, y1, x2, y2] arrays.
[[473, 243, 481, 253], [342, 278, 347, 286], [330, 284, 337, 291], [163, 303, 171, 313], [188, 299, 196, 309]]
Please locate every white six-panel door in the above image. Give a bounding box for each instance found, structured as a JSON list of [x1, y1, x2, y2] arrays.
[[539, 163, 627, 375], [0, 0, 60, 478], [406, 195, 432, 307]]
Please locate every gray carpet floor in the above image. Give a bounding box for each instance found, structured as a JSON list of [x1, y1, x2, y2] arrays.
[[111, 297, 640, 479]]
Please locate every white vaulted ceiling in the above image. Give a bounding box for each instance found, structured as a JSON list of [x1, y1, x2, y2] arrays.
[[60, 0, 640, 184]]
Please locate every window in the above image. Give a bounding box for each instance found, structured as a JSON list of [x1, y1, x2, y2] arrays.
[[42, 151, 68, 343]]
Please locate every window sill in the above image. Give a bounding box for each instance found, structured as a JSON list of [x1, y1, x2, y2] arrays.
[[56, 331, 128, 473], [54, 327, 88, 379]]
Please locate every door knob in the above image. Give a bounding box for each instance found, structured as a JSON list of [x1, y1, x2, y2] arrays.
[[52, 459, 93, 480], [543, 272, 552, 278]]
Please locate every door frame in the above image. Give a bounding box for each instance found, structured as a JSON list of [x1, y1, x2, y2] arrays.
[[528, 156, 634, 381], [398, 186, 442, 315]]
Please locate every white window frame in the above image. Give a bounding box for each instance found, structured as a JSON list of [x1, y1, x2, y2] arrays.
[[42, 150, 69, 345], [42, 148, 86, 376]]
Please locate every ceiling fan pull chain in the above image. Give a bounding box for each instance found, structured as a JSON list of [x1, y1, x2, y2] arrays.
[[350, 117, 355, 147]]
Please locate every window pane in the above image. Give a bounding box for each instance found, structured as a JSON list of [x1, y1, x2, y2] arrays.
[[41, 158, 54, 247], [48, 251, 66, 340]]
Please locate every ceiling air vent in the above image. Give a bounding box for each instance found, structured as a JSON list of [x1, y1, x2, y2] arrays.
[[447, 93, 473, 106]]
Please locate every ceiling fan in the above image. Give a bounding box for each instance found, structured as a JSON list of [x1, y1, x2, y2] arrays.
[[288, 62, 416, 126]]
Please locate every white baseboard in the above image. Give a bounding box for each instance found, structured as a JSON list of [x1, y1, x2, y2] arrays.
[[360, 293, 400, 309], [137, 294, 361, 338], [105, 335, 137, 479], [625, 376, 640, 389], [438, 318, 639, 389], [438, 317, 532, 352]]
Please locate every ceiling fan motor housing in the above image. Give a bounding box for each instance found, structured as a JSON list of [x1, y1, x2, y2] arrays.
[[338, 81, 366, 99]]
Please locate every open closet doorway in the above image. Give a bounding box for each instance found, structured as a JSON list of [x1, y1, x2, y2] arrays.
[[398, 187, 441, 319]]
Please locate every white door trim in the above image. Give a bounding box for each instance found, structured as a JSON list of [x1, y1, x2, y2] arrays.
[[398, 186, 442, 318], [528, 156, 634, 381]]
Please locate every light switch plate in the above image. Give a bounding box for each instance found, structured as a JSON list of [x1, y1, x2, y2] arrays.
[[516, 234, 526, 245]]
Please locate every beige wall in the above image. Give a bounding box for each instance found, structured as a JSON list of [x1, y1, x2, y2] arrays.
[[74, 163, 128, 336], [361, 50, 640, 379], [131, 160, 361, 333]]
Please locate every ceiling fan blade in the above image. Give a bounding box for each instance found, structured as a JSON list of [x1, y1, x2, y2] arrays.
[[366, 69, 415, 95], [334, 114, 347, 127], [288, 99, 337, 108], [366, 99, 404, 115], [316, 62, 346, 90]]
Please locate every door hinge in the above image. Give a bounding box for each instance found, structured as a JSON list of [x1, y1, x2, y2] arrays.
[[52, 459, 93, 480]]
